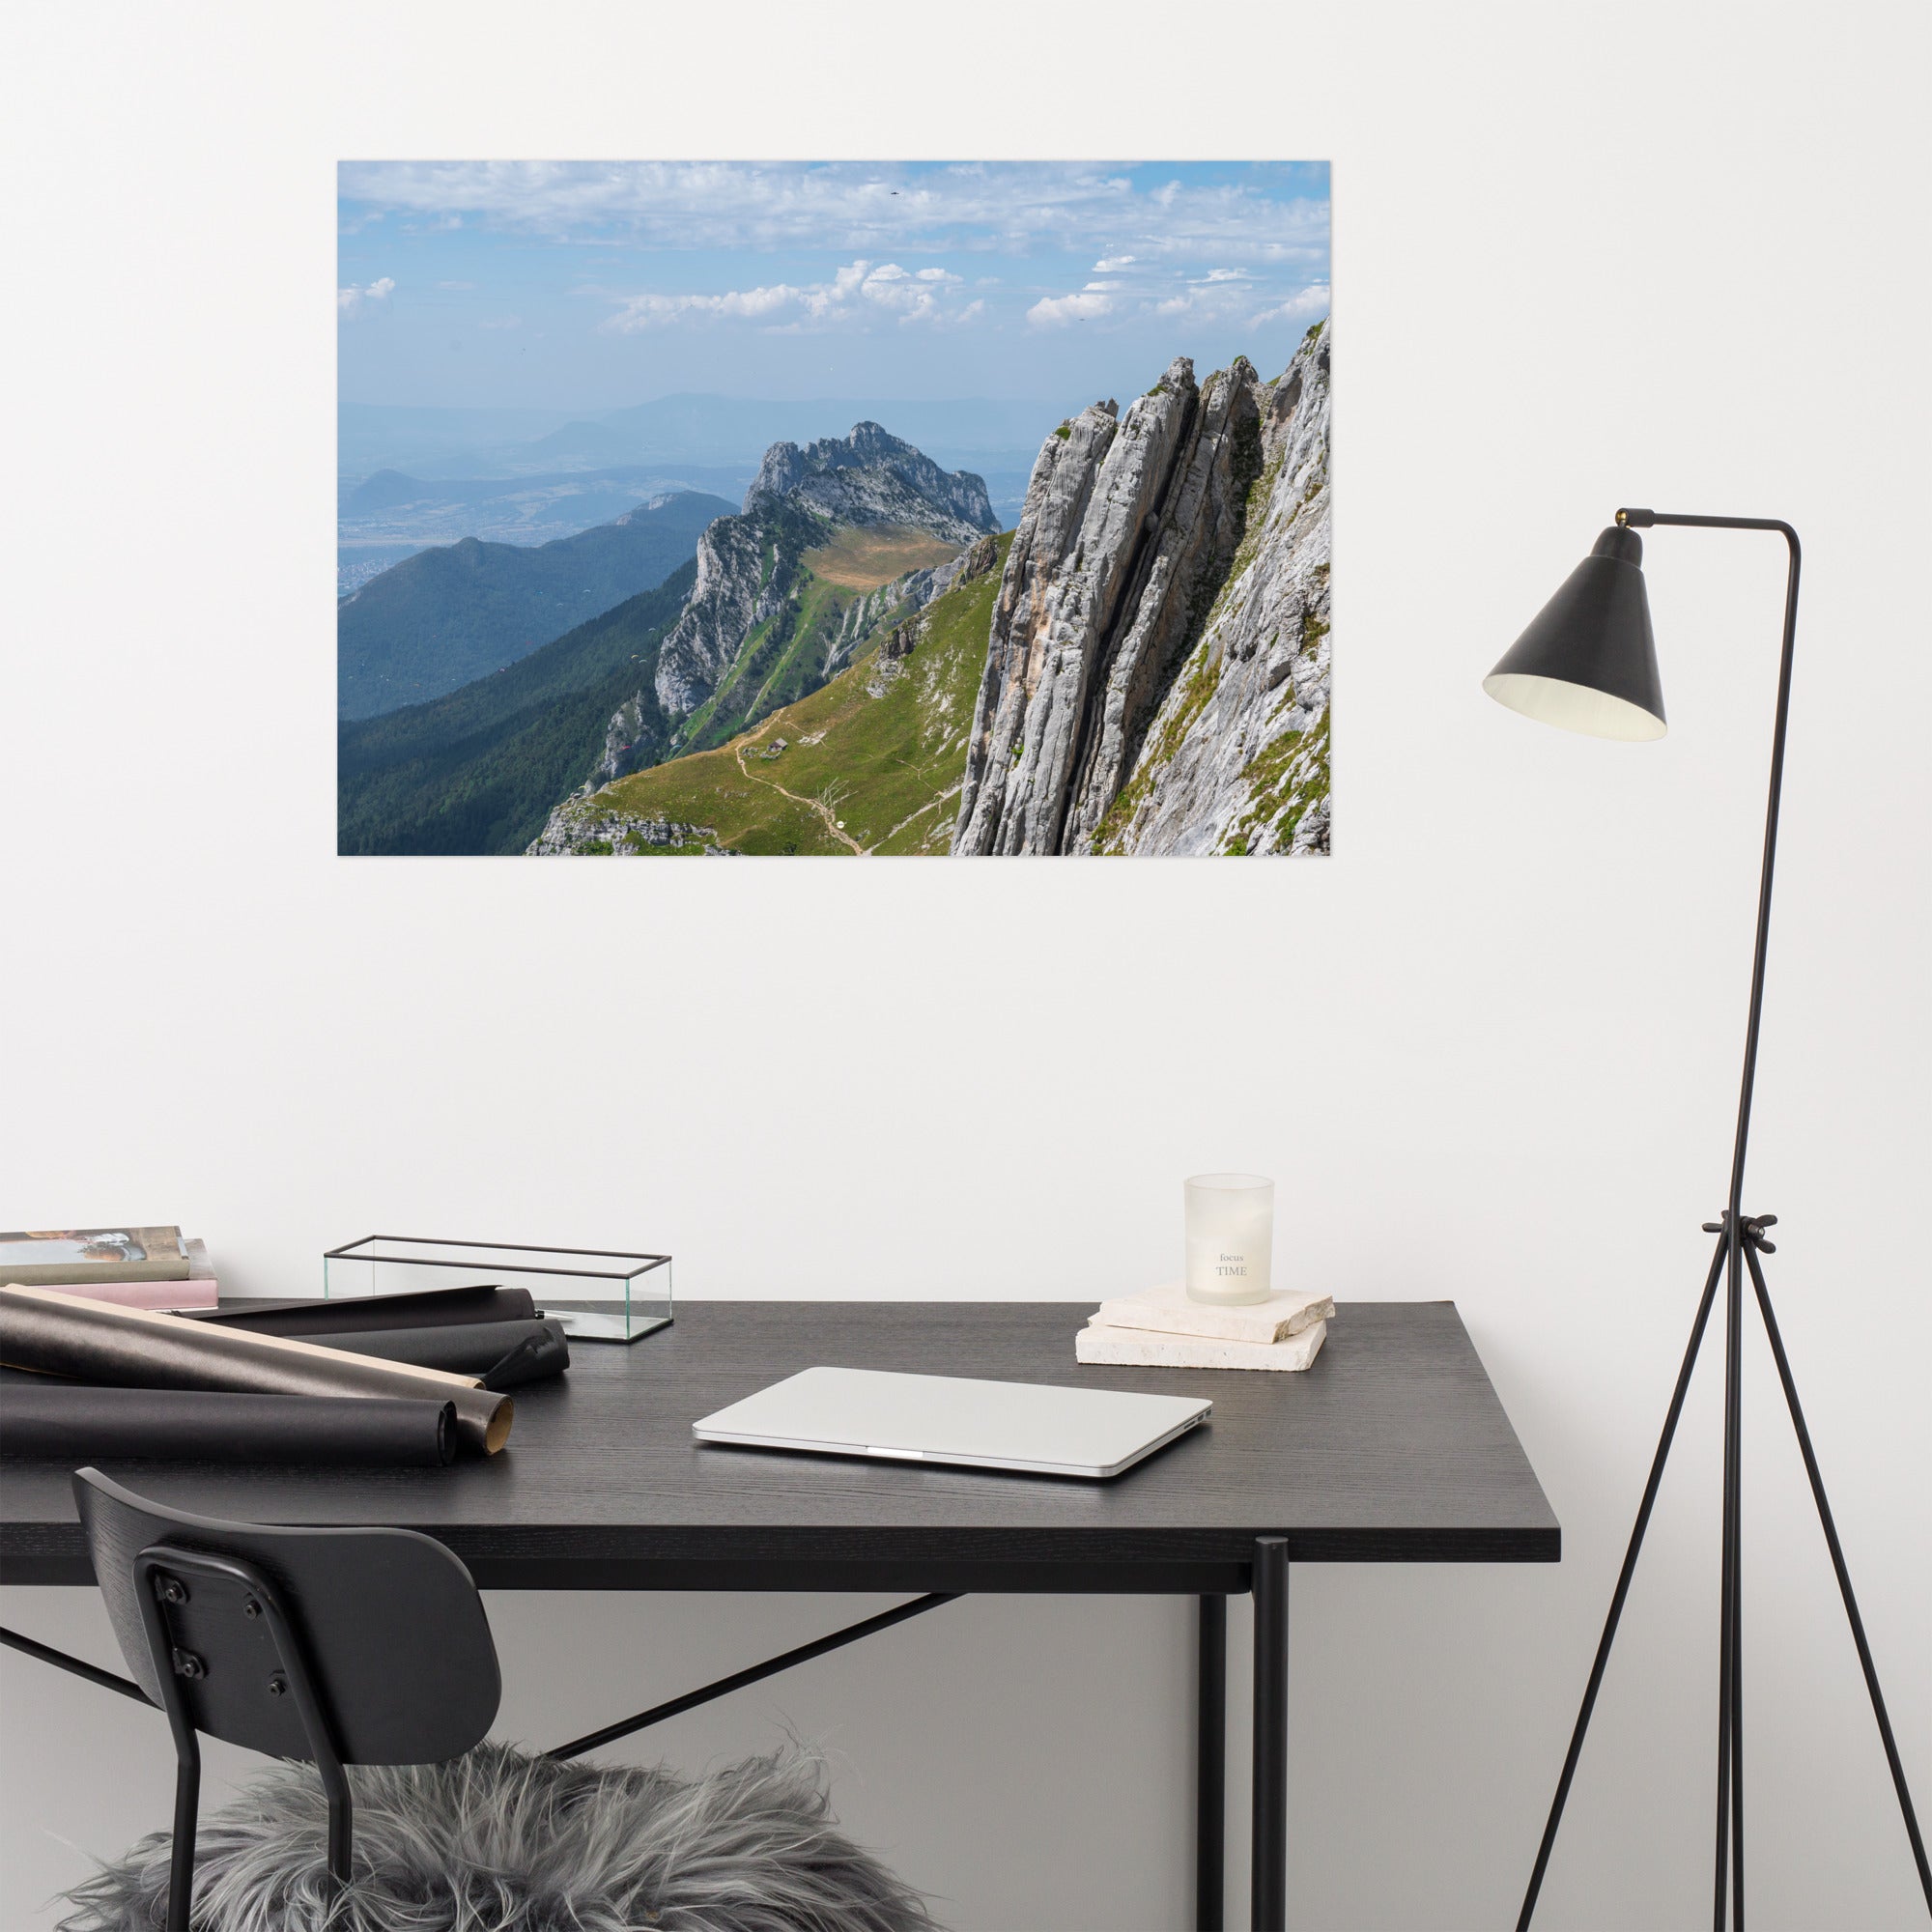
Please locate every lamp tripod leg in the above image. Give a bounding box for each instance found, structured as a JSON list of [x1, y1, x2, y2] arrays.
[[1518, 1230, 1731, 1931], [1731, 1251, 1746, 1926], [1730, 1246, 1746, 1924], [1743, 1241, 1932, 1914], [1714, 1225, 1747, 1930]]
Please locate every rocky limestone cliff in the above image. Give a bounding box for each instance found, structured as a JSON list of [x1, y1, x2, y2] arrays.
[[952, 323, 1330, 855], [650, 510, 795, 718], [744, 422, 996, 541], [590, 692, 659, 787], [526, 810, 729, 857]]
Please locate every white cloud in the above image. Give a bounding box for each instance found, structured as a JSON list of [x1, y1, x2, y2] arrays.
[[1029, 290, 1116, 327], [436, 279, 475, 290], [608, 282, 801, 327], [1149, 269, 1318, 325], [477, 314, 522, 330], [1249, 282, 1331, 326], [336, 276, 394, 319], [1083, 280, 1121, 292], [604, 259, 973, 333], [335, 161, 1329, 266]]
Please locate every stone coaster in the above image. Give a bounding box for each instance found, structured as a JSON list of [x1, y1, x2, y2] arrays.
[[1075, 1318, 1327, 1373], [1089, 1279, 1333, 1346]]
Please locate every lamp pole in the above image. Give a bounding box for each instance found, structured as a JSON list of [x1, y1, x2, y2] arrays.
[[1504, 513, 1930, 1930]]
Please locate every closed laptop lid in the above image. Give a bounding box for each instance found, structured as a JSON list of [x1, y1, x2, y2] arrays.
[[693, 1366, 1210, 1478]]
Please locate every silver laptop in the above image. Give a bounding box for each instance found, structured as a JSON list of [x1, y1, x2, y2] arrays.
[[692, 1366, 1211, 1480]]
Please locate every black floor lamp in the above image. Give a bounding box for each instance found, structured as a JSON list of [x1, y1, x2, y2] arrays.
[[1484, 510, 1931, 1930]]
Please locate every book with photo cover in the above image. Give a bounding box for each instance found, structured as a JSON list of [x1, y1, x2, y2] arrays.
[[0, 1227, 190, 1286], [53, 1237, 217, 1310]]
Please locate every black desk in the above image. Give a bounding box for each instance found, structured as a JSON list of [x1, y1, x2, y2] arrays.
[[0, 1300, 1558, 1929]]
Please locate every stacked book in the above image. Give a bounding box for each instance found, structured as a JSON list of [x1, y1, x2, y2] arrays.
[[1075, 1280, 1333, 1371], [0, 1226, 215, 1310]]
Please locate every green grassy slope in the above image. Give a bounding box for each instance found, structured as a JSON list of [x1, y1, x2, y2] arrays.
[[337, 491, 732, 719], [336, 564, 694, 855], [562, 533, 1009, 856]]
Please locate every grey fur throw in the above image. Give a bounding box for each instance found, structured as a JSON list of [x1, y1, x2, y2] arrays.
[[58, 1741, 937, 1931]]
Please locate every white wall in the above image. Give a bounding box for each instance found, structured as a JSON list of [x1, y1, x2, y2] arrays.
[[2, 3, 1927, 1925]]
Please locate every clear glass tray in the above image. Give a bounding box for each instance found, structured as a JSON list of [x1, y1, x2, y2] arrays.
[[322, 1236, 671, 1343]]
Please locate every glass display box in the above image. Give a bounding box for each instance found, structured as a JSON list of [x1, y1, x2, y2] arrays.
[[323, 1237, 671, 1343]]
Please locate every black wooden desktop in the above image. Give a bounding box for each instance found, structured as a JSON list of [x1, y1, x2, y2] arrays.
[[0, 1300, 1558, 1930]]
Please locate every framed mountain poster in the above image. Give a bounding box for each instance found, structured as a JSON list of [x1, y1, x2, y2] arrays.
[[337, 162, 1330, 857]]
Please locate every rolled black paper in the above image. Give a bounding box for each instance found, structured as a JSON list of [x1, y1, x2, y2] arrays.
[[186, 1284, 538, 1335], [0, 1385, 456, 1466], [0, 1286, 513, 1456], [306, 1318, 568, 1385], [480, 1335, 551, 1392]]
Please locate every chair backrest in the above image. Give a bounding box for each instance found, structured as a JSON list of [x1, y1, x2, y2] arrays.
[[74, 1468, 500, 1766]]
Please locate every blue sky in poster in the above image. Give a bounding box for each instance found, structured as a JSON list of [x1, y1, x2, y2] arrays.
[[337, 161, 1329, 412]]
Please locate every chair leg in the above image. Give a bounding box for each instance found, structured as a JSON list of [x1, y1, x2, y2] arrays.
[[321, 1768, 354, 1891], [167, 1745, 200, 1932]]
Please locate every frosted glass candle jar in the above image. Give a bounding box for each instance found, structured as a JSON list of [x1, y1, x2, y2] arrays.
[[1184, 1173, 1275, 1305]]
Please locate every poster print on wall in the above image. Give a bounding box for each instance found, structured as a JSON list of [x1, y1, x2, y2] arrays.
[[337, 162, 1330, 857]]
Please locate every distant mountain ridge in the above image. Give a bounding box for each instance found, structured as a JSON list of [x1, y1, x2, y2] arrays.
[[336, 464, 753, 594], [341, 463, 750, 522], [337, 565, 695, 855], [336, 490, 733, 720]]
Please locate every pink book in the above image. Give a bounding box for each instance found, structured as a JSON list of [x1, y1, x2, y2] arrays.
[[31, 1277, 219, 1312]]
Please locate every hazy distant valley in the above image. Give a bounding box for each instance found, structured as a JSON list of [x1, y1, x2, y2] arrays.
[[337, 465, 754, 594]]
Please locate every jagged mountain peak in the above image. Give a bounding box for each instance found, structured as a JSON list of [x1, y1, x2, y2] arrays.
[[629, 417, 1002, 732], [742, 421, 997, 539]]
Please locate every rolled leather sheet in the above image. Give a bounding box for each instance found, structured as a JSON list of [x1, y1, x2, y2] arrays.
[[186, 1283, 538, 1336], [307, 1318, 568, 1386], [0, 1285, 513, 1456], [0, 1384, 456, 1467]]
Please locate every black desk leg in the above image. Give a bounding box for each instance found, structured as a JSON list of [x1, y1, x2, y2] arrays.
[[1197, 1594, 1227, 1931], [1252, 1538, 1290, 1932]]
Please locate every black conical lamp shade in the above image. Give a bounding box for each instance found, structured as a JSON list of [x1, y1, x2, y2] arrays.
[[1485, 525, 1667, 740]]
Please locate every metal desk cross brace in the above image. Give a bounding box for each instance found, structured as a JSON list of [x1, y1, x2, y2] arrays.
[[542, 1590, 960, 1760], [0, 1597, 966, 1764]]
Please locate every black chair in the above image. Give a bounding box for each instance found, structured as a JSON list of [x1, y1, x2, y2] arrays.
[[73, 1466, 501, 1932]]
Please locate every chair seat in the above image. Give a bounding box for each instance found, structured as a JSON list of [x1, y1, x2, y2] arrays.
[[59, 1741, 935, 1932]]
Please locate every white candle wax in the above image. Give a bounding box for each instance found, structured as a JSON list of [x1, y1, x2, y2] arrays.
[[1184, 1173, 1275, 1305]]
